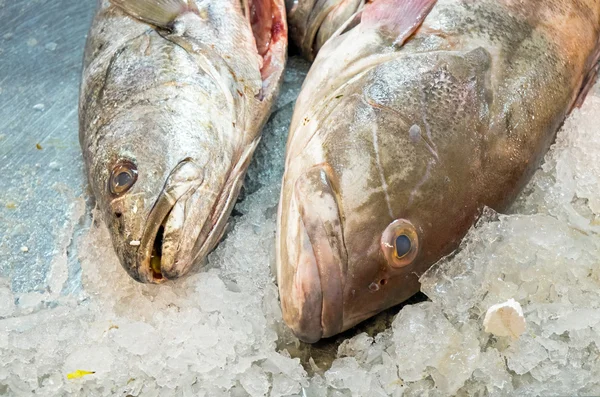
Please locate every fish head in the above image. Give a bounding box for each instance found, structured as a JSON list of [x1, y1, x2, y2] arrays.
[[88, 106, 237, 284], [277, 159, 440, 343], [81, 0, 288, 284], [277, 39, 493, 342]]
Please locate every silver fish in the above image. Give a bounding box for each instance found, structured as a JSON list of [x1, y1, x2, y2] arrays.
[[277, 0, 600, 342], [79, 0, 287, 283]]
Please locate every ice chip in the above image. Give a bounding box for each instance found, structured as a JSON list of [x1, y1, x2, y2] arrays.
[[505, 335, 548, 375], [325, 357, 386, 396], [270, 373, 302, 397], [0, 280, 16, 317], [112, 322, 160, 355], [392, 302, 480, 395], [240, 365, 269, 397], [471, 349, 512, 394]]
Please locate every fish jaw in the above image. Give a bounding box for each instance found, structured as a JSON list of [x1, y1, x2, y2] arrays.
[[277, 164, 346, 342], [123, 159, 204, 283], [138, 138, 261, 283], [108, 140, 260, 284], [278, 206, 325, 343]]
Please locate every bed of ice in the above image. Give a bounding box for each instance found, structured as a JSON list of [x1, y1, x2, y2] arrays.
[[3, 22, 600, 397]]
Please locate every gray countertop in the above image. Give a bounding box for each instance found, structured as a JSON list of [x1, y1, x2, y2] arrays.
[[0, 0, 95, 294]]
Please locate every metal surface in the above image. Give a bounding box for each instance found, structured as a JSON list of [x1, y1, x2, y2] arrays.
[[0, 1, 94, 294]]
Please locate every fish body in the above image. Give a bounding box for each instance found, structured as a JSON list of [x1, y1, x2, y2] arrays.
[[79, 0, 287, 283], [278, 0, 600, 342]]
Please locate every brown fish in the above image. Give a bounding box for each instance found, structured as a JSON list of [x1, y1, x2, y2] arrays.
[[277, 0, 600, 342], [79, 0, 287, 283]]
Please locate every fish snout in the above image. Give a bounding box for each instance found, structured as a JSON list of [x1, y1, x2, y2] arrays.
[[135, 159, 206, 283], [278, 165, 347, 343]]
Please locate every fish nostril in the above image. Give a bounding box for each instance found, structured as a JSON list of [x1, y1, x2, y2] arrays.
[[380, 279, 387, 286]]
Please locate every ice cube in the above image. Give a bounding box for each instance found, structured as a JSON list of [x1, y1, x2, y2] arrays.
[[398, 303, 480, 394], [239, 365, 269, 397], [505, 335, 548, 375]]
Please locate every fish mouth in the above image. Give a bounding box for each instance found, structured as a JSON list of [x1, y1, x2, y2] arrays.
[[135, 159, 206, 284], [285, 216, 344, 343], [277, 165, 347, 343], [134, 145, 255, 284]]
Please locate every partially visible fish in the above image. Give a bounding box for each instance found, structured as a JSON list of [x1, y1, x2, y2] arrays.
[[277, 0, 600, 342], [79, 0, 287, 283], [286, 0, 364, 60]]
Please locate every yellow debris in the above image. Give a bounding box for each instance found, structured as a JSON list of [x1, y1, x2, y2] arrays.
[[151, 254, 161, 275], [66, 370, 95, 379]]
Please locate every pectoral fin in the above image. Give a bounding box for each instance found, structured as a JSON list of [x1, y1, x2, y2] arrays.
[[362, 0, 437, 46]]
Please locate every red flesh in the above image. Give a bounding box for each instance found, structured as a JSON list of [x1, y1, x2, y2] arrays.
[[251, 0, 273, 56], [249, 0, 287, 81]]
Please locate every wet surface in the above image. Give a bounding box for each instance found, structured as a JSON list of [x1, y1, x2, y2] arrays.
[[0, 1, 94, 294]]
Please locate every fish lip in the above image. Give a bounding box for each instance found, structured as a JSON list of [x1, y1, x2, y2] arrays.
[[278, 176, 347, 343], [282, 215, 345, 343], [308, 222, 345, 341], [187, 139, 261, 268], [135, 159, 204, 284], [184, 166, 244, 267], [285, 215, 326, 343]]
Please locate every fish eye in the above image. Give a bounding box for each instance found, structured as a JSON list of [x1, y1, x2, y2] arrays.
[[381, 219, 419, 268], [110, 161, 138, 196], [395, 234, 411, 258]]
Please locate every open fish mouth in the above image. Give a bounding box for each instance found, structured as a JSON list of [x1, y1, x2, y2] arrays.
[[133, 144, 256, 284], [288, 0, 363, 59], [135, 159, 206, 284]]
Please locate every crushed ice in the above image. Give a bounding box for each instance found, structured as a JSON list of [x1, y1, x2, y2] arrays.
[[2, 59, 600, 396]]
